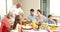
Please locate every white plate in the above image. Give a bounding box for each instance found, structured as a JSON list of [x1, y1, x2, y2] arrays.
[[22, 25, 32, 29]]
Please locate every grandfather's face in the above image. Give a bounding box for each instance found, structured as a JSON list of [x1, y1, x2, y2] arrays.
[[16, 4, 21, 8]]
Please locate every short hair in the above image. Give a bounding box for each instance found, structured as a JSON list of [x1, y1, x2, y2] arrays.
[[48, 15, 52, 18], [37, 9, 42, 13], [30, 9, 34, 12]]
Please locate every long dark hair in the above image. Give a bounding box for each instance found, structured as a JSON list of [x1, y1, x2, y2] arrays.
[[13, 15, 20, 29]]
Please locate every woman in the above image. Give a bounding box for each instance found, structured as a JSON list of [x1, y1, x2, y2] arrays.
[[1, 13, 13, 32], [37, 9, 47, 23], [11, 15, 22, 32]]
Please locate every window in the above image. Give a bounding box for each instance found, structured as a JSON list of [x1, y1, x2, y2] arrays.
[[50, 0, 60, 16], [0, 0, 12, 21], [50, 0, 60, 22], [0, 0, 6, 15], [7, 0, 12, 13]]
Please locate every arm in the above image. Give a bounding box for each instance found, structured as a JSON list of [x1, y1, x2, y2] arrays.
[[18, 25, 22, 32], [43, 16, 48, 23]]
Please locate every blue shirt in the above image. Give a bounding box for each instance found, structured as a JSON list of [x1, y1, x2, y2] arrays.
[[37, 16, 48, 23], [48, 20, 56, 24], [27, 14, 37, 21]]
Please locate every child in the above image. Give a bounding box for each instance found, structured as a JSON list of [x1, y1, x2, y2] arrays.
[[11, 15, 22, 32], [48, 15, 56, 24]]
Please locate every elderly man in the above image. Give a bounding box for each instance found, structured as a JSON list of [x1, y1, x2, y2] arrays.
[[10, 3, 24, 15], [10, 3, 24, 23]]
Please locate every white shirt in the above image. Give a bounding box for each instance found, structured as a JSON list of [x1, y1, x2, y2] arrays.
[[10, 5, 23, 15]]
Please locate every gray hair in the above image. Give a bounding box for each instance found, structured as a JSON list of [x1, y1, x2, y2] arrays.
[[7, 12, 13, 18]]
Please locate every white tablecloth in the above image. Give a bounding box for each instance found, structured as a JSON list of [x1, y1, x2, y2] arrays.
[[23, 29, 48, 32]]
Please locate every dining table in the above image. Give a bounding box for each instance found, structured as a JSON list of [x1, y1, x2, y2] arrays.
[[22, 24, 48, 32], [22, 23, 60, 32], [48, 23, 60, 32], [23, 29, 48, 32]]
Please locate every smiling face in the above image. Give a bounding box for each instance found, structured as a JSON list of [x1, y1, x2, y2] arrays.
[[16, 3, 21, 8]]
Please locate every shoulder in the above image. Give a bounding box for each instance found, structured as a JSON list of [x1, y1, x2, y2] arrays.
[[2, 17, 9, 21], [43, 16, 46, 18], [51, 20, 55, 22], [19, 8, 23, 11], [10, 5, 16, 10], [51, 20, 55, 23], [34, 14, 38, 17], [17, 24, 21, 29], [16, 24, 21, 27], [17, 24, 20, 26], [19, 8, 23, 12], [43, 16, 48, 19]]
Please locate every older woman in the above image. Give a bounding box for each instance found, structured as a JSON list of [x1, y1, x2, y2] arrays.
[[1, 12, 13, 32], [37, 9, 48, 23]]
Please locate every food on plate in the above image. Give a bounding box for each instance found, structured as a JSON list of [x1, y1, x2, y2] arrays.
[[50, 25, 58, 30], [31, 21, 38, 29]]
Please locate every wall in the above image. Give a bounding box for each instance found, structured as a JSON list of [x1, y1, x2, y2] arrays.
[[13, 0, 40, 16], [13, 0, 22, 5], [21, 0, 40, 16]]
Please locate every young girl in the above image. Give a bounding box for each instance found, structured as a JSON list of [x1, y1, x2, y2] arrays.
[[11, 15, 22, 32]]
